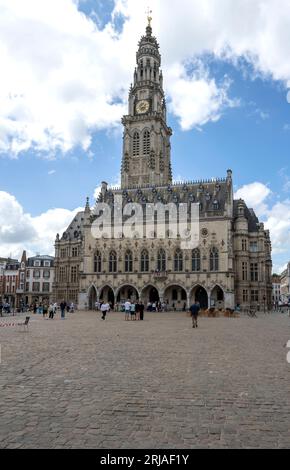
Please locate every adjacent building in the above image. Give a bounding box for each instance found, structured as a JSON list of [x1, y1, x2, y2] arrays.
[[280, 263, 290, 302], [272, 274, 281, 305], [53, 19, 272, 311], [0, 253, 55, 308], [25, 255, 55, 306]]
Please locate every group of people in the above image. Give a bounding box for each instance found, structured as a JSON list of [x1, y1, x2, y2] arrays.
[[0, 302, 11, 316], [124, 300, 145, 321]]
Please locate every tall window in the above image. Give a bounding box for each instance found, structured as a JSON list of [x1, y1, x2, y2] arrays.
[[43, 282, 50, 292], [242, 262, 248, 281], [250, 263, 259, 282], [59, 267, 66, 282], [157, 249, 166, 272], [141, 249, 149, 272], [242, 239, 247, 251], [210, 247, 219, 272], [72, 247, 78, 257], [133, 131, 140, 156], [109, 251, 117, 273], [33, 270, 40, 278], [251, 290, 259, 302], [125, 250, 133, 273], [71, 266, 78, 283], [250, 241, 258, 252], [143, 130, 150, 155], [243, 290, 249, 302], [94, 251, 102, 273], [192, 249, 201, 272], [32, 282, 40, 292], [174, 249, 183, 272]]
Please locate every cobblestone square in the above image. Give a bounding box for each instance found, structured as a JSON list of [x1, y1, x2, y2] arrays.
[[0, 311, 290, 449]]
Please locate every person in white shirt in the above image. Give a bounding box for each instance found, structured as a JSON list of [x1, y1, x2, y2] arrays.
[[124, 300, 131, 321], [101, 302, 110, 320]]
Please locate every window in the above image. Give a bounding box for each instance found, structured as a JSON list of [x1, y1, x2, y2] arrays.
[[71, 266, 78, 283], [59, 267, 66, 283], [242, 262, 248, 281], [242, 239, 247, 251], [34, 261, 40, 267], [143, 130, 150, 155], [157, 249, 166, 271], [210, 248, 219, 272], [133, 132, 140, 156], [32, 282, 40, 292], [243, 290, 248, 302], [43, 282, 50, 292], [192, 249, 201, 272], [174, 249, 183, 272], [33, 270, 40, 278], [109, 251, 117, 273], [251, 290, 259, 302], [26, 270, 30, 278], [72, 247, 78, 257], [26, 282, 29, 292], [141, 250, 149, 272], [44, 261, 50, 267], [125, 250, 133, 273], [250, 263, 259, 282], [43, 270, 50, 279], [60, 249, 66, 258], [250, 241, 258, 253], [94, 251, 102, 273]]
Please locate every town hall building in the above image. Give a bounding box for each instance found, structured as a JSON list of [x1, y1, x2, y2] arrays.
[[53, 19, 272, 311]]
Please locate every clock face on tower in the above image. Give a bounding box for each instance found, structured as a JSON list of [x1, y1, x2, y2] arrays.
[[136, 100, 150, 115]]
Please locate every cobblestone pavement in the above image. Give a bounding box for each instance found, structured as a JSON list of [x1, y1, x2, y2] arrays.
[[0, 311, 290, 449]]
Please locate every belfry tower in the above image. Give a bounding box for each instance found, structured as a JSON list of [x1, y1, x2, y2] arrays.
[[121, 14, 172, 189]]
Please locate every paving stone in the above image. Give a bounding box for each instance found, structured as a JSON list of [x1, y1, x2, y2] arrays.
[[1, 311, 290, 449]]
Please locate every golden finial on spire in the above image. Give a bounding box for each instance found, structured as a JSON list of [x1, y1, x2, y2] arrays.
[[146, 7, 152, 27]]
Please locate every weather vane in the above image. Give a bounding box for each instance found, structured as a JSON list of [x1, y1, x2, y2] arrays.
[[146, 7, 152, 27]]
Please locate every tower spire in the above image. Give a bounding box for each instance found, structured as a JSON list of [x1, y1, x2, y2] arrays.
[[146, 7, 152, 35]]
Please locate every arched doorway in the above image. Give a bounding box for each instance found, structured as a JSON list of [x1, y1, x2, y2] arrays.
[[211, 286, 225, 309], [190, 285, 209, 310], [99, 286, 115, 308], [88, 286, 97, 310], [116, 285, 139, 303], [164, 285, 187, 311], [141, 285, 160, 306]]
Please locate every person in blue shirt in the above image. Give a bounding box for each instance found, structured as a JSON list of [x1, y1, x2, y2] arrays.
[[189, 302, 200, 328]]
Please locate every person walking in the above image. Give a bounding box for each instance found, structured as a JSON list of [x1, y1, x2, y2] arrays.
[[189, 301, 200, 329], [101, 301, 110, 320], [60, 300, 67, 319], [124, 299, 131, 321]]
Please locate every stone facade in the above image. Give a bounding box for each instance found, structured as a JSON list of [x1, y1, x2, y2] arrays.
[[280, 263, 290, 302], [53, 22, 272, 311]]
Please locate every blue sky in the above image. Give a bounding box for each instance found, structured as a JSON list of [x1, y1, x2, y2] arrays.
[[0, 0, 290, 273]]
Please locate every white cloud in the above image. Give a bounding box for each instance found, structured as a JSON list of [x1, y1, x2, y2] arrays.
[[235, 182, 290, 263], [1, 0, 290, 156], [234, 182, 272, 217], [0, 190, 82, 258], [48, 170, 56, 175]]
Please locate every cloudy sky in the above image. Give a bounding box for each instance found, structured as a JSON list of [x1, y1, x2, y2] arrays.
[[0, 0, 290, 273]]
